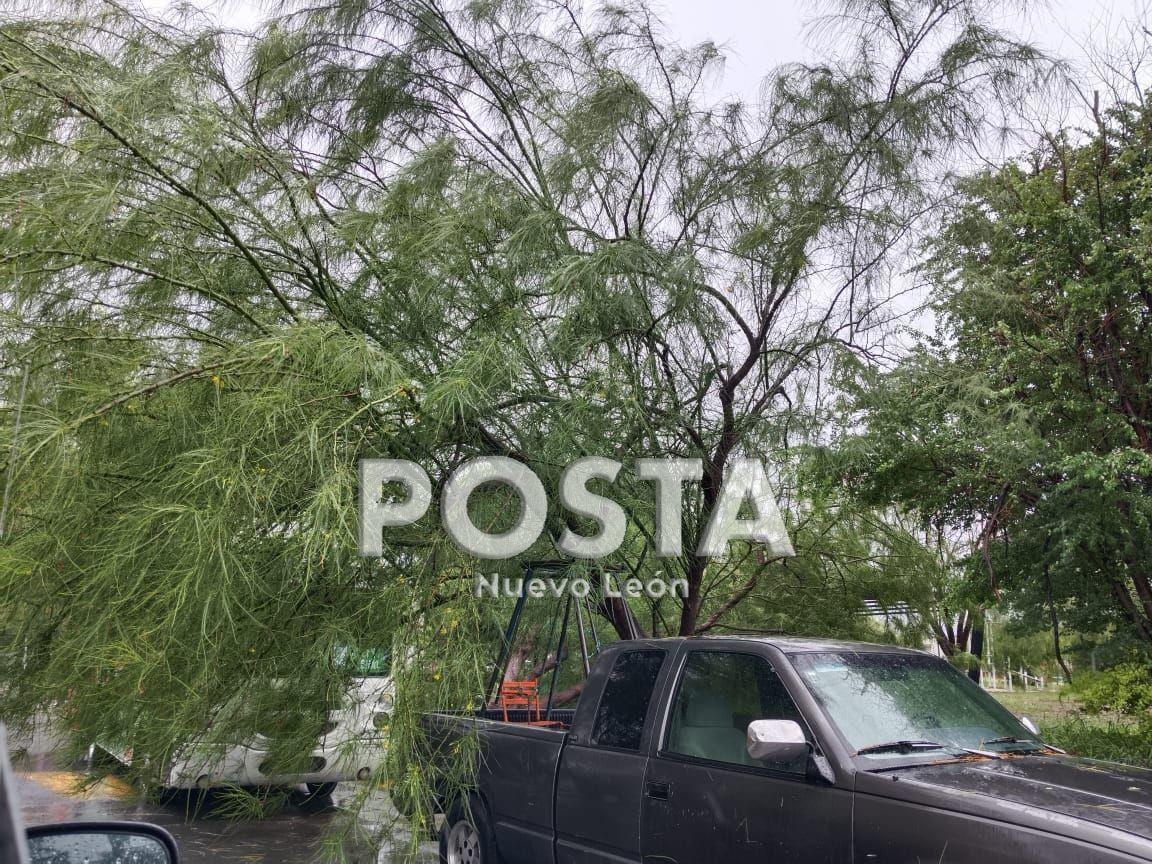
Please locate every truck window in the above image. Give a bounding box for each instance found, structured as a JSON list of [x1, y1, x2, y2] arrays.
[[664, 651, 807, 774], [590, 650, 666, 750]]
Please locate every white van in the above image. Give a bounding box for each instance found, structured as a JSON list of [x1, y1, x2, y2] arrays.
[[97, 649, 394, 801]]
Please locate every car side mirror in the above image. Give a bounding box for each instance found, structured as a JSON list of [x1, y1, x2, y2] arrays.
[[26, 822, 178, 864], [746, 719, 808, 763], [1019, 716, 1040, 736]]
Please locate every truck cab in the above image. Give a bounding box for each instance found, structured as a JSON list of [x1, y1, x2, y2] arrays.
[[428, 636, 1152, 864]]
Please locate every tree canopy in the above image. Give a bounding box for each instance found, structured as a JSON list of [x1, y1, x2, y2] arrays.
[[836, 92, 1152, 671]]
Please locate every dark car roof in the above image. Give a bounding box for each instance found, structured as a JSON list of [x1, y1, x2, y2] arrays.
[[675, 634, 932, 655]]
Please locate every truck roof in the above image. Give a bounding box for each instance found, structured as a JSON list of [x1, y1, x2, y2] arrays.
[[647, 634, 931, 655]]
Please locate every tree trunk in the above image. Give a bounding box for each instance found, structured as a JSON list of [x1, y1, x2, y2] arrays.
[[677, 557, 707, 636], [930, 620, 956, 657], [1109, 576, 1152, 647], [552, 680, 586, 705], [1042, 551, 1073, 683], [967, 611, 984, 684], [598, 594, 645, 640]]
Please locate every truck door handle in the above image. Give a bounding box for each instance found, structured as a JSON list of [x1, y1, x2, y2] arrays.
[[645, 781, 670, 800]]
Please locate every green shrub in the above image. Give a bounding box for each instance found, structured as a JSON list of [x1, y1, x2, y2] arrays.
[[1074, 663, 1152, 716]]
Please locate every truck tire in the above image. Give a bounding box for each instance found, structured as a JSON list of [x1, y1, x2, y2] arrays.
[[291, 782, 337, 811], [304, 782, 338, 800], [439, 796, 501, 864]]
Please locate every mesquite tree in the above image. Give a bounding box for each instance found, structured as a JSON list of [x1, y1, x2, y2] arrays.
[[0, 0, 1044, 845]]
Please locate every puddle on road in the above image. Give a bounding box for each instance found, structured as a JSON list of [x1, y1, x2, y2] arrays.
[[19, 770, 136, 800]]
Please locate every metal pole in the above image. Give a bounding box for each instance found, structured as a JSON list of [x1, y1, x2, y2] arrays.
[[574, 592, 591, 677], [607, 571, 639, 639], [485, 590, 527, 707], [587, 596, 602, 654], [541, 590, 562, 675], [544, 594, 572, 721], [0, 366, 30, 540]]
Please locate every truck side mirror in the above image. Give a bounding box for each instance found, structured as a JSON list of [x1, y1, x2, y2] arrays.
[[1019, 716, 1040, 736], [746, 719, 808, 763], [26, 822, 178, 864]]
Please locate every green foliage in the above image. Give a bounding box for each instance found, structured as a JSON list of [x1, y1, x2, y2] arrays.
[[836, 93, 1152, 656], [990, 619, 1079, 680], [717, 481, 945, 648], [1070, 663, 1152, 716]]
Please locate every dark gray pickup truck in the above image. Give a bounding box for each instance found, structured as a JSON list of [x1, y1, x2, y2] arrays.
[[423, 636, 1152, 864]]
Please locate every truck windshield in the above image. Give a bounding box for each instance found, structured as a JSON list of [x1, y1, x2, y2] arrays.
[[790, 652, 1045, 761]]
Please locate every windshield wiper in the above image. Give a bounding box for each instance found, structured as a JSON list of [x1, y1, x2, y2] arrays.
[[856, 739, 946, 756]]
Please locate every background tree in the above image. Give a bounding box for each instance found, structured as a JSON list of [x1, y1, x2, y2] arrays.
[[834, 91, 1152, 672]]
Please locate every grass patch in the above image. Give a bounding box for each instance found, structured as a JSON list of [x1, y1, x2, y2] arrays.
[[993, 689, 1085, 726], [991, 689, 1152, 769], [1041, 718, 1152, 769]]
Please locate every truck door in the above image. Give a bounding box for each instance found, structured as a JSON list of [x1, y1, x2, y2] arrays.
[[640, 647, 851, 863], [554, 647, 669, 864]]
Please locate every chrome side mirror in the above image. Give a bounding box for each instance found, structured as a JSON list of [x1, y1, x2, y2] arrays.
[[746, 719, 808, 763], [1019, 716, 1040, 736], [26, 822, 178, 864]]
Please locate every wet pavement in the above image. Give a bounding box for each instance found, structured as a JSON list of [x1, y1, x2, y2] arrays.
[[12, 746, 437, 863]]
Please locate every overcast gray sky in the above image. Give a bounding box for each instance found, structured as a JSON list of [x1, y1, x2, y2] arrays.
[[659, 0, 1147, 100], [189, 0, 1149, 105]]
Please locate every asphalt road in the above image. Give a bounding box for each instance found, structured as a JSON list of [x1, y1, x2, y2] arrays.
[[13, 749, 438, 863]]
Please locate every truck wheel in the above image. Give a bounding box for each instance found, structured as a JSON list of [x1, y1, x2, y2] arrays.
[[291, 782, 337, 811], [305, 782, 338, 800], [439, 797, 500, 864]]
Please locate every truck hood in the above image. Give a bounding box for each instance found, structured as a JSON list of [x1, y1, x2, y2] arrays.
[[900, 754, 1152, 841]]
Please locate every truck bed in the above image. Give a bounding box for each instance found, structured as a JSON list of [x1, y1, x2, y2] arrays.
[[422, 707, 573, 863]]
